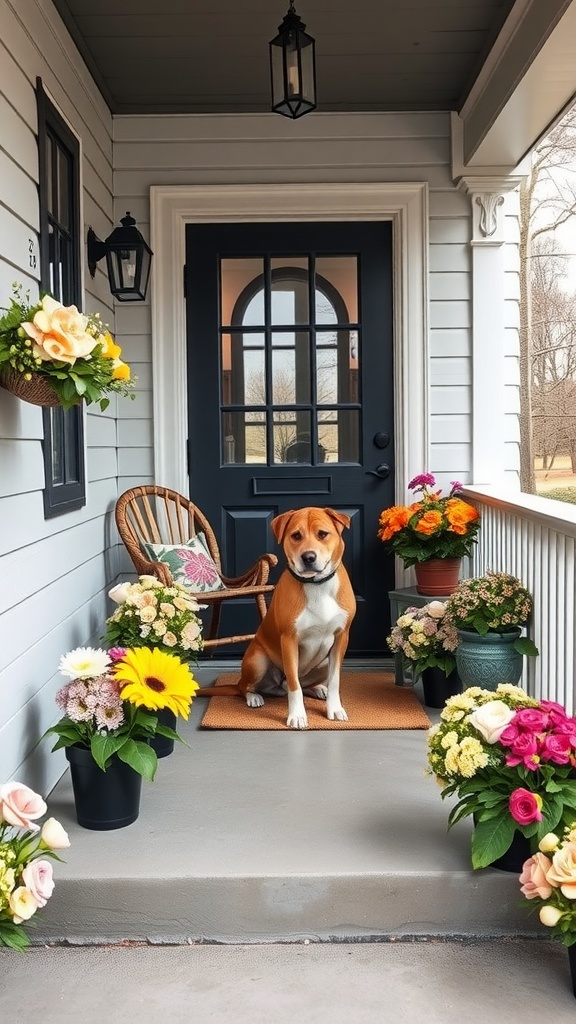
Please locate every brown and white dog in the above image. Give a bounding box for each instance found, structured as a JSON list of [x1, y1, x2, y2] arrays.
[[199, 507, 356, 729]]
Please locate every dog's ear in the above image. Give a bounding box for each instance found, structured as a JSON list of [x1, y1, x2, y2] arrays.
[[324, 508, 351, 533], [271, 510, 296, 544]]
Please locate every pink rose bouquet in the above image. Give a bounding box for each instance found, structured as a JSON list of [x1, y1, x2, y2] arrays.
[[427, 685, 576, 868], [0, 781, 70, 950], [519, 827, 576, 946]]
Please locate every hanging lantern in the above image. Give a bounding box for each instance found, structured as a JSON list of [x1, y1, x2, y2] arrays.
[[269, 1, 317, 119]]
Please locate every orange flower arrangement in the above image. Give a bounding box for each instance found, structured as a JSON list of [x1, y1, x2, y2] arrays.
[[377, 473, 480, 567]]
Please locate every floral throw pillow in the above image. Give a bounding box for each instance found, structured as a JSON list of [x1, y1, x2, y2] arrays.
[[142, 533, 226, 593]]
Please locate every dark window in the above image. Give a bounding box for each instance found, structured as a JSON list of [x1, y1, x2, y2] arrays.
[[37, 79, 86, 517]]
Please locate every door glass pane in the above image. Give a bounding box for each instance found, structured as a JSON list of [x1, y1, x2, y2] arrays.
[[221, 258, 264, 327], [316, 329, 359, 404], [222, 332, 266, 405], [274, 410, 311, 464], [315, 256, 359, 322], [271, 258, 309, 324], [272, 330, 310, 404], [318, 409, 360, 463], [222, 411, 267, 465]]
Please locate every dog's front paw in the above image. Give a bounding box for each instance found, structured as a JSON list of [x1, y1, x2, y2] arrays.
[[303, 684, 327, 701], [246, 692, 265, 708], [287, 712, 308, 730], [327, 705, 348, 722]]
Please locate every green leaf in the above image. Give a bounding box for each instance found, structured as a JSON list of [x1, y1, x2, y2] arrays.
[[117, 739, 157, 781], [471, 814, 517, 869], [91, 732, 124, 770], [514, 636, 539, 657], [0, 921, 31, 951]]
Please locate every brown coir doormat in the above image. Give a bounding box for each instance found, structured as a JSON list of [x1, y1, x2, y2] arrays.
[[199, 672, 431, 730]]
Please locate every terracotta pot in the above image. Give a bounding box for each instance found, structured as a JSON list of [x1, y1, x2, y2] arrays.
[[413, 558, 461, 596]]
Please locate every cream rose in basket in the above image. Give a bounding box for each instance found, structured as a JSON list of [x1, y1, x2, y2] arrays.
[[21, 295, 99, 364]]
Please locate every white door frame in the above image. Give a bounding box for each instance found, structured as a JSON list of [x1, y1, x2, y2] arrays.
[[149, 182, 429, 516]]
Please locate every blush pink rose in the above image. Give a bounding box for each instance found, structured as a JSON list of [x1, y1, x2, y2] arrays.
[[519, 853, 554, 899], [547, 842, 576, 898], [0, 782, 47, 831], [509, 788, 543, 825], [21, 860, 54, 907]]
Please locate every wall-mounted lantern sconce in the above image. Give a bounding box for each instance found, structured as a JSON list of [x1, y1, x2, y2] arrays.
[[270, 1, 317, 119], [87, 212, 153, 302]]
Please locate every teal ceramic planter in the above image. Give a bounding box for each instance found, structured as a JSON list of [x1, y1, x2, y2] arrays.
[[455, 627, 524, 690]]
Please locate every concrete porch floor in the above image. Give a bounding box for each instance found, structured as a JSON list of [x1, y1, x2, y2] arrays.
[[7, 663, 576, 1020], [36, 662, 541, 946]]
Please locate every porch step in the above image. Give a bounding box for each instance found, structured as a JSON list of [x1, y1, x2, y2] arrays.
[[37, 666, 537, 945]]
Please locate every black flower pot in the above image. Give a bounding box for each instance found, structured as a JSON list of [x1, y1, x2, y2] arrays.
[[421, 666, 462, 708], [65, 745, 142, 830], [150, 708, 177, 758], [488, 829, 532, 873], [567, 944, 576, 998], [472, 815, 532, 873]]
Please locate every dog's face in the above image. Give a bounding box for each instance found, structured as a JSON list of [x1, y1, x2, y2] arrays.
[[271, 507, 350, 581]]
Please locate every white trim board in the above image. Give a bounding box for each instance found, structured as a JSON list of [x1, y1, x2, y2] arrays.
[[149, 182, 429, 519]]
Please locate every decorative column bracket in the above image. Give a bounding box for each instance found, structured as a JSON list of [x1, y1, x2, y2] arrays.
[[455, 174, 525, 245]]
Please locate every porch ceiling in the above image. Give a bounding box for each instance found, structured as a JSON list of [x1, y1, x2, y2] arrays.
[[51, 0, 576, 168]]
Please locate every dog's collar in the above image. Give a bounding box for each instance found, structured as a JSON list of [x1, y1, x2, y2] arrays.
[[287, 565, 339, 585]]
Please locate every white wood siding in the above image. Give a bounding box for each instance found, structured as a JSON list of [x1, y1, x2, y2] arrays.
[[113, 110, 520, 506], [0, 0, 117, 792]]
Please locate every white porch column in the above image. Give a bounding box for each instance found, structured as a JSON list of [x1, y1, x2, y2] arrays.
[[457, 176, 522, 485]]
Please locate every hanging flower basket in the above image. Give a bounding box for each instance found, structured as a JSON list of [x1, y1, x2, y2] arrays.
[[0, 286, 136, 411], [0, 366, 65, 407]]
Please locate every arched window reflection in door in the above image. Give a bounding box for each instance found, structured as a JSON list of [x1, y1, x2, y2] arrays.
[[220, 257, 360, 465]]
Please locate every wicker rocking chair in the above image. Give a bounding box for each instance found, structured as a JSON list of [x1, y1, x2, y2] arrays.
[[114, 485, 278, 651]]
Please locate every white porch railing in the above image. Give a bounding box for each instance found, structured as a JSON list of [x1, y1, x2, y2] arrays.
[[461, 487, 576, 713]]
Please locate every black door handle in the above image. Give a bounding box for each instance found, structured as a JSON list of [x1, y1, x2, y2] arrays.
[[366, 463, 391, 479]]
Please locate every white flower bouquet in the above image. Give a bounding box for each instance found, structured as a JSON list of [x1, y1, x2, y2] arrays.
[[103, 575, 204, 661], [386, 600, 458, 678]]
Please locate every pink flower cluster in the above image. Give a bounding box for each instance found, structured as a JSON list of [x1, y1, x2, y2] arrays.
[[499, 702, 576, 771], [55, 674, 125, 731]]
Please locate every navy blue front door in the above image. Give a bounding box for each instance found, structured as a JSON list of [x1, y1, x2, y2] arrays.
[[186, 220, 394, 656]]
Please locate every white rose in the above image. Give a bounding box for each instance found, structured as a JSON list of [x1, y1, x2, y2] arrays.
[[41, 817, 71, 850], [539, 834, 560, 854], [539, 905, 563, 927], [426, 601, 447, 619], [108, 582, 132, 604], [467, 700, 516, 744]]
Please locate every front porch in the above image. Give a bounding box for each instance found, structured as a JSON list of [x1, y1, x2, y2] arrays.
[[37, 662, 537, 946]]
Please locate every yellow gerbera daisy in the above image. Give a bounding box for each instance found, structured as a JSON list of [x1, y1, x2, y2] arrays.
[[112, 647, 199, 719]]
